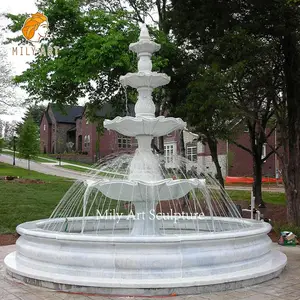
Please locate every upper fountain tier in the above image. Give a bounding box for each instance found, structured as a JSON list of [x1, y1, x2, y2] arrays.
[[104, 24, 186, 136], [119, 24, 170, 90]]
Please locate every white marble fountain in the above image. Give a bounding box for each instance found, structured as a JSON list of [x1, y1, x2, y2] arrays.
[[4, 25, 287, 296]]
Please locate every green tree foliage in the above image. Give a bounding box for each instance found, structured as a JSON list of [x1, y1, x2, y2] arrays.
[[6, 1, 139, 109], [182, 66, 236, 187], [6, 0, 187, 154], [171, 0, 300, 223], [17, 117, 40, 170], [0, 138, 3, 153], [16, 104, 46, 135]]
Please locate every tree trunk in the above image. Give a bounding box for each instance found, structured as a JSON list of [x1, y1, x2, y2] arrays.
[[206, 137, 224, 188], [28, 159, 30, 171], [282, 31, 300, 225], [158, 136, 164, 154], [252, 156, 264, 207], [179, 130, 185, 157]]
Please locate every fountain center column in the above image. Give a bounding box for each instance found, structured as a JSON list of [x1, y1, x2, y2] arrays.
[[129, 135, 162, 236]]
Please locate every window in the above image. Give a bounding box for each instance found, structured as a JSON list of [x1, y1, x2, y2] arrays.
[[84, 135, 90, 149], [164, 144, 175, 164], [87, 135, 90, 148], [118, 135, 131, 148], [186, 145, 197, 162], [43, 124, 46, 131], [262, 144, 267, 161]]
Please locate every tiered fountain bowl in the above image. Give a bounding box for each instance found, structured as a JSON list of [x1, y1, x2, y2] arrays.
[[4, 25, 286, 296]]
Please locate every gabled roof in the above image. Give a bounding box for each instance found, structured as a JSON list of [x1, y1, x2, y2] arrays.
[[50, 105, 84, 124]]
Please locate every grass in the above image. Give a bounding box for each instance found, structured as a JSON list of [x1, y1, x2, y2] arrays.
[[227, 190, 286, 205], [57, 164, 92, 172], [1, 150, 56, 163], [2, 149, 93, 167], [273, 222, 300, 238], [0, 162, 72, 233], [0, 161, 287, 234], [0, 162, 67, 182]]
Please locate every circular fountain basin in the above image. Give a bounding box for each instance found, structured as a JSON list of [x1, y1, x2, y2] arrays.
[[5, 216, 286, 296]]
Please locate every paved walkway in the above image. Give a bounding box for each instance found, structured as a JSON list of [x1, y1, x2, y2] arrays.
[[1, 244, 300, 300], [0, 154, 87, 181]]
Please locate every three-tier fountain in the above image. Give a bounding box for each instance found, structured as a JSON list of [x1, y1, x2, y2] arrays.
[[5, 25, 286, 296]]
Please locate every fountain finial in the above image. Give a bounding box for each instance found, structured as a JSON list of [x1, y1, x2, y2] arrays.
[[139, 23, 150, 41]]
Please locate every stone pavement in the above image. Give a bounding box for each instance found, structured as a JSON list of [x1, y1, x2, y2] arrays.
[[1, 244, 300, 300]]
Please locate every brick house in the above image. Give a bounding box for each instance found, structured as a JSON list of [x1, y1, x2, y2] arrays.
[[76, 103, 136, 161], [40, 105, 278, 177], [228, 128, 278, 177], [183, 131, 228, 176], [182, 129, 278, 178], [40, 104, 84, 154]]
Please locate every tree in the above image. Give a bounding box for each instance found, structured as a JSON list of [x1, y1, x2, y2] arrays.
[[0, 18, 21, 115], [16, 104, 46, 135], [216, 31, 283, 206], [182, 66, 236, 187], [3, 120, 18, 148], [18, 117, 40, 170], [6, 0, 187, 153], [6, 2, 139, 108], [0, 138, 3, 153]]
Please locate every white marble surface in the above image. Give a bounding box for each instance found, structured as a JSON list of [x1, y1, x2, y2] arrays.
[[104, 116, 186, 137]]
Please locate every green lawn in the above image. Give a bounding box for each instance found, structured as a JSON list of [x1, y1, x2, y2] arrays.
[[1, 150, 56, 163], [0, 163, 72, 233], [0, 162, 67, 182], [57, 164, 92, 172], [2, 150, 93, 167], [227, 190, 286, 205], [0, 162, 287, 234]]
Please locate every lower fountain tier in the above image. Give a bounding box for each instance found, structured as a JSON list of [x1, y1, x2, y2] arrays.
[[84, 178, 204, 201], [5, 218, 287, 296], [120, 72, 170, 89], [104, 116, 186, 137]]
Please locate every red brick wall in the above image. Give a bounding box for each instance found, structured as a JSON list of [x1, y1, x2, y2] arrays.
[[228, 130, 276, 177]]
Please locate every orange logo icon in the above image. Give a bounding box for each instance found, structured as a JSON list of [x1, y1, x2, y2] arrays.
[[22, 12, 49, 45]]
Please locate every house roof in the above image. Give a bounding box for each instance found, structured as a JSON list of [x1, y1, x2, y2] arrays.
[[45, 111, 52, 125], [67, 126, 77, 132], [51, 105, 84, 124], [82, 103, 135, 119], [96, 103, 135, 118]]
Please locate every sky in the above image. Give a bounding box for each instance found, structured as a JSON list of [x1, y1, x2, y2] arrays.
[[0, 0, 38, 122]]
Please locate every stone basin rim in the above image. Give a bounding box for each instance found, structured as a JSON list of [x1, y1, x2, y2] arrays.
[[16, 217, 271, 242]]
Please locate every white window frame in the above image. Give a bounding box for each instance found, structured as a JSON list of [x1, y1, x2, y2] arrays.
[[186, 145, 197, 162], [164, 142, 177, 168], [84, 135, 90, 149], [87, 135, 90, 148], [43, 124, 46, 131]]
